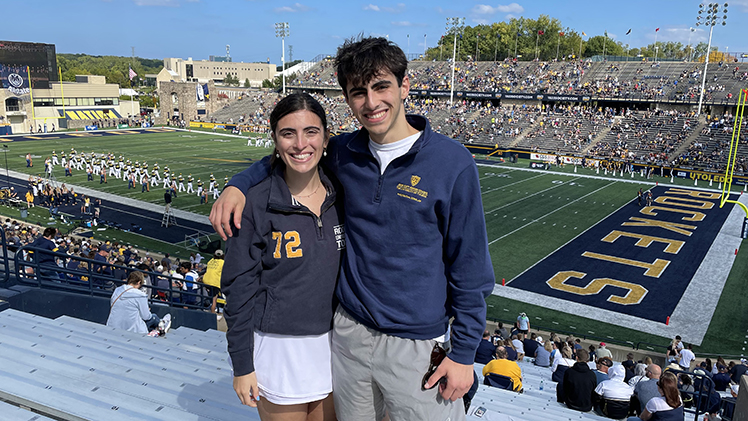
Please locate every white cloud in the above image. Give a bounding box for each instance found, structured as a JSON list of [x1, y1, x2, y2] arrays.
[[496, 3, 524, 13], [657, 27, 707, 44], [274, 2, 310, 12], [470, 3, 524, 24], [363, 2, 405, 13]]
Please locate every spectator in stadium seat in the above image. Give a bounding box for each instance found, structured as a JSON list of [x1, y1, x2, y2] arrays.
[[106, 271, 165, 334], [535, 339, 553, 368], [665, 336, 682, 364], [552, 344, 576, 383], [558, 348, 597, 412], [730, 358, 748, 383], [483, 346, 523, 392], [523, 332, 540, 359], [30, 227, 59, 280], [588, 345, 597, 362], [629, 363, 649, 388], [712, 365, 731, 391], [496, 322, 510, 341], [593, 365, 634, 419], [628, 372, 684, 421], [678, 343, 696, 371], [594, 357, 613, 384], [475, 330, 497, 364], [512, 334, 526, 361], [632, 364, 662, 415], [503, 339, 519, 361], [596, 342, 613, 359]]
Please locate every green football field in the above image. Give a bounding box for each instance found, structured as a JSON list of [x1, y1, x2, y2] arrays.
[[4, 130, 272, 215], [4, 129, 747, 355]]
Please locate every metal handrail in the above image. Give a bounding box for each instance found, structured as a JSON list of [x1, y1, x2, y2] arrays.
[[14, 245, 214, 311], [0, 226, 9, 285]]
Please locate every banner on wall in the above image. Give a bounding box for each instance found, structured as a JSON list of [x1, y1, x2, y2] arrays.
[[0, 63, 30, 95]]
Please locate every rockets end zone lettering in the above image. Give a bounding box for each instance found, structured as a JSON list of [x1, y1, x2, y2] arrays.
[[508, 186, 734, 323]]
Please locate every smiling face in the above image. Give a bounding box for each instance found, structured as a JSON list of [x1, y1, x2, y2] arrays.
[[345, 69, 412, 145], [272, 110, 328, 178]]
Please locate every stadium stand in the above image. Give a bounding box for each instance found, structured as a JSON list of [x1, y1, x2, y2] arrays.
[[0, 309, 259, 420], [208, 57, 748, 173]]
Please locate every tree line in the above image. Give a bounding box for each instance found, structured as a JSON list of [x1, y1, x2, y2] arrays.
[[57, 54, 163, 88], [426, 15, 718, 62]]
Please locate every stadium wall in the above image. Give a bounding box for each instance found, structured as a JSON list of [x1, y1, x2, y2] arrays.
[[465, 145, 748, 186]]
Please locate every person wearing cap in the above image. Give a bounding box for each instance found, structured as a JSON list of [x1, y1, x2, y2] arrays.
[[730, 358, 748, 383], [202, 249, 224, 315], [592, 365, 633, 419], [596, 342, 613, 360], [712, 365, 731, 391], [517, 312, 530, 335], [594, 357, 613, 384]]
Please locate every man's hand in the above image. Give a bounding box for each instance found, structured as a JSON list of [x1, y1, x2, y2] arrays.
[[233, 372, 260, 407], [209, 186, 246, 240], [424, 356, 474, 401]]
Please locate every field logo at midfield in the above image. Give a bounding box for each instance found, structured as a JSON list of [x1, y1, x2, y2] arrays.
[[509, 186, 733, 323]]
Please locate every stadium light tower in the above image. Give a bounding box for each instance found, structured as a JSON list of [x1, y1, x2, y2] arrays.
[[446, 17, 465, 104], [275, 22, 290, 95], [696, 3, 728, 116]]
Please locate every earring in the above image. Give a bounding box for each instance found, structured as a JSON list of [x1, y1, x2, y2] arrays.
[[323, 149, 327, 157], [275, 152, 280, 158]]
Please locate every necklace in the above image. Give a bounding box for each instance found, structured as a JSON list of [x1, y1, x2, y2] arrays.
[[292, 181, 322, 199]]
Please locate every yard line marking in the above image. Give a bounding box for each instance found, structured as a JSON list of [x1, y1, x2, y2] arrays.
[[484, 177, 581, 214], [479, 168, 517, 180], [481, 173, 547, 196], [488, 181, 615, 246]]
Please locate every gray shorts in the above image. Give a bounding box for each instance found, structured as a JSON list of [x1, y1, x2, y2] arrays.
[[331, 306, 465, 421]]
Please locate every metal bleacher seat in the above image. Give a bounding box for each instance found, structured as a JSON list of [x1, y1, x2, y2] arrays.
[[0, 309, 259, 421]]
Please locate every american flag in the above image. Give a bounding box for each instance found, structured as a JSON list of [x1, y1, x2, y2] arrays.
[[128, 67, 137, 81]]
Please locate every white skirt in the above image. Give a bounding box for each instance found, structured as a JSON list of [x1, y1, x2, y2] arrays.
[[253, 330, 333, 405]]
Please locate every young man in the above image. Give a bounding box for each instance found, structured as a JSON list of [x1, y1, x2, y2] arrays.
[[210, 36, 494, 420]]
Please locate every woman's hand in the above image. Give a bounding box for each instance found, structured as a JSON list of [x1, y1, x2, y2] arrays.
[[233, 372, 261, 407]]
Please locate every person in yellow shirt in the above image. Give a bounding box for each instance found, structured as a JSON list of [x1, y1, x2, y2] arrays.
[[25, 190, 34, 208], [202, 249, 224, 316], [483, 346, 523, 391]]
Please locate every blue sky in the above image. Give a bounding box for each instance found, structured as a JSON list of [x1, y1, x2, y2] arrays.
[[6, 0, 748, 64]]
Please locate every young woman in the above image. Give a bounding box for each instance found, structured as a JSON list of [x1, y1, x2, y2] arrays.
[[627, 371, 683, 421], [223, 93, 342, 421]]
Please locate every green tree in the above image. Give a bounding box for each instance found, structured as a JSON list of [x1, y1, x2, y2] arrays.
[[244, 78, 251, 88], [584, 35, 624, 57]]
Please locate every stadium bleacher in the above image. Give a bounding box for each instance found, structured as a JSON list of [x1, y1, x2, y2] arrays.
[[0, 308, 259, 421]]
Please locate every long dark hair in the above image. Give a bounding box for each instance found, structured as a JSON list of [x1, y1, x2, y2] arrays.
[[658, 372, 682, 409], [268, 93, 328, 166]]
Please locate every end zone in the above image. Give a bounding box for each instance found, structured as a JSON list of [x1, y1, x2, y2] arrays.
[[494, 187, 747, 345]]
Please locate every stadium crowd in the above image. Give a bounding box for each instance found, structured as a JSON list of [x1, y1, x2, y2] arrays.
[[476, 316, 741, 420]]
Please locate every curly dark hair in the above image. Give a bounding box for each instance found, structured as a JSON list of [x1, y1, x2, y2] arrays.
[[335, 35, 408, 96]]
